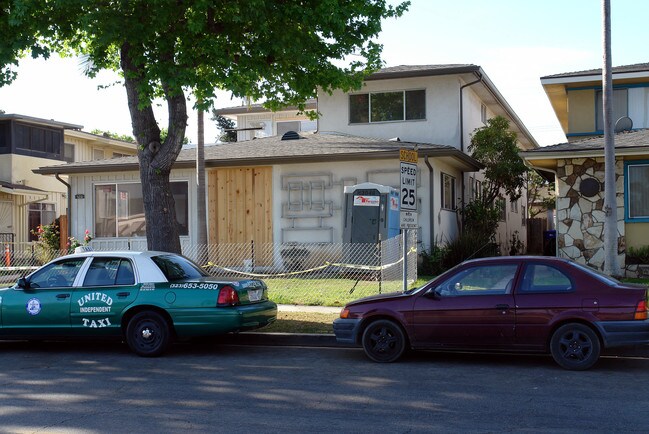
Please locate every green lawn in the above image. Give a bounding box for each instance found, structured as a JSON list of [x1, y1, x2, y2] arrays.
[[265, 276, 432, 307]]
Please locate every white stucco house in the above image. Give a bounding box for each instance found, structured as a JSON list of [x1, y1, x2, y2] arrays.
[[35, 64, 538, 258]]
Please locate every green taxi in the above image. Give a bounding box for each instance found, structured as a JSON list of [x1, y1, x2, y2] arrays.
[[0, 250, 277, 356]]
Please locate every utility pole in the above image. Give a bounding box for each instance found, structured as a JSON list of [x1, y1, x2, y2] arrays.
[[602, 0, 620, 276], [196, 106, 208, 265]]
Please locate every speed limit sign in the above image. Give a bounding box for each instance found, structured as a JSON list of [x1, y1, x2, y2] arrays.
[[400, 149, 417, 212]]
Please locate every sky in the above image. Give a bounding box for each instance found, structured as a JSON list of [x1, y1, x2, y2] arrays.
[[1, 0, 648, 147]]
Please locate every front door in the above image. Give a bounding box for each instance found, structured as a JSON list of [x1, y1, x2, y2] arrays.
[[412, 262, 520, 349], [0, 257, 87, 336]]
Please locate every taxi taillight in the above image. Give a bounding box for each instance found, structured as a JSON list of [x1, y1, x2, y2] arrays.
[[634, 300, 648, 320], [217, 286, 240, 306]]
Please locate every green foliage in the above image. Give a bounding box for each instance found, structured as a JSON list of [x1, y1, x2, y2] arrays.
[[90, 129, 136, 143], [212, 114, 237, 142], [627, 246, 649, 264], [31, 222, 61, 253], [528, 170, 556, 218], [418, 245, 448, 276], [508, 230, 524, 255], [1, 0, 410, 252], [160, 128, 189, 145], [469, 116, 528, 205]]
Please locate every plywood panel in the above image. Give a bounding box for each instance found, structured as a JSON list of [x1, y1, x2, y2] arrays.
[[207, 167, 272, 266]]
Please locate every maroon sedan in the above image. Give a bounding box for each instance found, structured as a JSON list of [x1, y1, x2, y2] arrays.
[[333, 256, 649, 370]]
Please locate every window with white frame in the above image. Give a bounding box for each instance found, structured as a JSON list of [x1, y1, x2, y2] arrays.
[[510, 198, 518, 213], [94, 182, 188, 238], [626, 162, 649, 220], [441, 173, 456, 210], [349, 89, 425, 124]]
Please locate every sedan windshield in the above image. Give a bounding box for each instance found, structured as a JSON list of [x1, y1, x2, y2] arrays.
[[151, 255, 209, 281]]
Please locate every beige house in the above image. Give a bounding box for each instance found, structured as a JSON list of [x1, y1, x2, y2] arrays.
[[0, 114, 136, 246], [523, 63, 649, 275]]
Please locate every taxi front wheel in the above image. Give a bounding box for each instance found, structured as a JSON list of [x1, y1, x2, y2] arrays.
[[126, 311, 171, 357]]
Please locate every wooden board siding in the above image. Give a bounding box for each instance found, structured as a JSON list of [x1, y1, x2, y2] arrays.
[[208, 167, 272, 266]]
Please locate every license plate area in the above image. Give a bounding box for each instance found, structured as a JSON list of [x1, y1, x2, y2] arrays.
[[248, 289, 263, 302]]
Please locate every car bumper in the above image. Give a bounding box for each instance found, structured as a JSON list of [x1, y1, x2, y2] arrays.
[[170, 300, 278, 337], [593, 320, 649, 348], [333, 318, 363, 345]]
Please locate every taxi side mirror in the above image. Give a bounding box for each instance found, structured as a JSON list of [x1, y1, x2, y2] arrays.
[[17, 277, 30, 289]]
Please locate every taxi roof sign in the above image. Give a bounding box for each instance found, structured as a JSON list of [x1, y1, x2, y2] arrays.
[[400, 149, 418, 163]]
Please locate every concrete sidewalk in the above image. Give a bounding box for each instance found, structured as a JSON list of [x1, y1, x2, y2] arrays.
[[277, 304, 341, 314]]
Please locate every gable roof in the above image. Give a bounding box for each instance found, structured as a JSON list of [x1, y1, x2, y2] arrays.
[[521, 128, 649, 160], [214, 98, 318, 116], [34, 132, 482, 175], [541, 63, 649, 80]]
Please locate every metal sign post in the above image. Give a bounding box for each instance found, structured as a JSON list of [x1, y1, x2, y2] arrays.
[[400, 148, 418, 291]]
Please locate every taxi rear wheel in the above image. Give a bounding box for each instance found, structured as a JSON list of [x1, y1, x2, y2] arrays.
[[126, 311, 170, 357]]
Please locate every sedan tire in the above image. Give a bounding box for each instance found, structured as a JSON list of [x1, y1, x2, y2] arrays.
[[361, 319, 407, 363], [550, 323, 601, 370], [126, 311, 171, 357]]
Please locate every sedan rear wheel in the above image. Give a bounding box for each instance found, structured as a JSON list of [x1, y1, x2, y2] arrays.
[[550, 323, 601, 370], [361, 319, 407, 363], [126, 311, 171, 357]]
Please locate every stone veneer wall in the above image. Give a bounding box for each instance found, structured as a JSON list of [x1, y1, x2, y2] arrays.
[[555, 157, 625, 271]]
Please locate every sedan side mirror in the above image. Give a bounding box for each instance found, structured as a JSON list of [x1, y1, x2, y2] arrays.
[[17, 277, 30, 290], [424, 287, 441, 299]]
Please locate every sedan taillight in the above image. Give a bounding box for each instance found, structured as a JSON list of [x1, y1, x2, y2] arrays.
[[634, 300, 648, 320], [217, 286, 240, 306]]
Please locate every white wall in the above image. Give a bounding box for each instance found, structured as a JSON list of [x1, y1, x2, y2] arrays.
[[317, 75, 462, 147]]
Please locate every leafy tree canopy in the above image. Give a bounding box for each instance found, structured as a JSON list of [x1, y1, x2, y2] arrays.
[[0, 0, 409, 252], [213, 114, 237, 142], [468, 115, 528, 205]]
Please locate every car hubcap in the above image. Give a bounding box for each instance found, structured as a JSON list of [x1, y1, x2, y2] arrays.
[[141, 327, 154, 340], [372, 327, 395, 353], [560, 331, 590, 361]]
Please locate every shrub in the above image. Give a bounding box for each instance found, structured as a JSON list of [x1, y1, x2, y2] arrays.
[[627, 245, 649, 264]]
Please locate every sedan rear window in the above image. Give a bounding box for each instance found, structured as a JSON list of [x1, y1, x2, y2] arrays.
[[151, 255, 208, 281]]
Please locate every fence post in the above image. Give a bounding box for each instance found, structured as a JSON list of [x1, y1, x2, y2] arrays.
[[378, 234, 382, 294], [251, 239, 255, 272], [402, 230, 408, 292]]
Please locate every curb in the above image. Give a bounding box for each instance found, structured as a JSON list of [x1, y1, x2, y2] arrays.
[[215, 332, 355, 348]]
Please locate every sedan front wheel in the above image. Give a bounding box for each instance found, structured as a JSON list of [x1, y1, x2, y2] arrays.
[[361, 319, 407, 363]]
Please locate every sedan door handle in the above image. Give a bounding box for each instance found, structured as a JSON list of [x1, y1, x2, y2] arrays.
[[117, 292, 130, 297], [56, 293, 70, 299], [495, 304, 510, 310]]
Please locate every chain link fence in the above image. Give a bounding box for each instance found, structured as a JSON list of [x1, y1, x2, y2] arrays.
[[0, 232, 418, 307]]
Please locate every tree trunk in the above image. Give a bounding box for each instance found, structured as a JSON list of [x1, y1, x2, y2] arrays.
[[120, 42, 187, 253]]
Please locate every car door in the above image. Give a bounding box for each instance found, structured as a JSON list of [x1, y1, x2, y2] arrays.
[[412, 261, 520, 349], [512, 262, 577, 351], [70, 257, 139, 336], [0, 257, 87, 336]]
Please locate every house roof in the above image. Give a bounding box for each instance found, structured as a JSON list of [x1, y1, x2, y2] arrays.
[[33, 132, 483, 175], [364, 64, 480, 80], [541, 63, 649, 81], [213, 98, 318, 116], [0, 180, 47, 196], [0, 114, 83, 130], [521, 129, 649, 172]]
